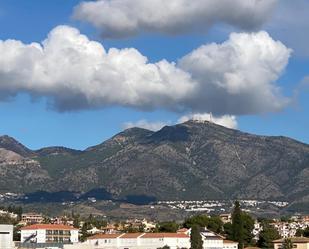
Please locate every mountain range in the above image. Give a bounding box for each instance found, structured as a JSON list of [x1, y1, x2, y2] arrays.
[[0, 120, 308, 211]]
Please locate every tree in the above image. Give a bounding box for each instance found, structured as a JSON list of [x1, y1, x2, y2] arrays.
[[296, 227, 309, 237], [72, 213, 80, 228], [184, 215, 209, 228], [80, 222, 92, 242], [280, 217, 291, 223], [224, 222, 233, 238], [231, 201, 245, 249], [157, 246, 170, 249], [295, 228, 303, 237], [13, 225, 21, 241], [257, 225, 280, 249], [206, 216, 223, 234], [304, 227, 309, 237], [157, 221, 179, 233], [242, 213, 255, 246], [184, 215, 223, 234], [190, 225, 203, 249], [282, 239, 293, 249], [225, 201, 256, 248]]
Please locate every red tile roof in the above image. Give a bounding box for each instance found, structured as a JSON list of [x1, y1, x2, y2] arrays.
[[20, 224, 78, 231], [88, 234, 123, 240], [177, 228, 189, 233], [87, 233, 189, 240], [273, 238, 309, 243], [141, 233, 189, 238], [121, 233, 144, 238], [224, 240, 238, 244]]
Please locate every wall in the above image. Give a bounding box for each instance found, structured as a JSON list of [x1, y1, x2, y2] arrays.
[[0, 224, 14, 249], [21, 229, 46, 243]]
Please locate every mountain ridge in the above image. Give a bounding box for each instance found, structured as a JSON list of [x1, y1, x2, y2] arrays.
[[0, 121, 308, 212]]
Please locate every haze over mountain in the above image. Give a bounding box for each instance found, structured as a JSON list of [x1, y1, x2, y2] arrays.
[[0, 121, 308, 211]]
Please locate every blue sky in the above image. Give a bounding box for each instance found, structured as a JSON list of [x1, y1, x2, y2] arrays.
[[0, 0, 308, 150]]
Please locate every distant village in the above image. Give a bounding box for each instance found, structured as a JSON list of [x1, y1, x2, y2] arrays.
[[0, 201, 308, 249]]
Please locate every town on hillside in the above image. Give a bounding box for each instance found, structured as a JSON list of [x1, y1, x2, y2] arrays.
[[0, 201, 309, 249]]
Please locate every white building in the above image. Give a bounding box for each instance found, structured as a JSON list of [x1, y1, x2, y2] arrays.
[[63, 243, 94, 249], [141, 219, 157, 232], [223, 240, 238, 249], [219, 214, 232, 224], [0, 224, 14, 249], [87, 232, 191, 249], [271, 221, 309, 238], [20, 224, 79, 243], [252, 221, 262, 240], [21, 212, 44, 224], [201, 229, 224, 249], [87, 231, 238, 249]]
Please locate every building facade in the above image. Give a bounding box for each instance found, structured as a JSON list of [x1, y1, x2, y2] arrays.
[[223, 240, 238, 249], [87, 231, 237, 249], [21, 213, 44, 225], [87, 233, 190, 249], [201, 229, 225, 249], [273, 237, 309, 249], [20, 224, 79, 243], [0, 224, 14, 249]]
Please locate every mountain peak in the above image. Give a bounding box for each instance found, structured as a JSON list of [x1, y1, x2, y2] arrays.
[[0, 135, 34, 157]]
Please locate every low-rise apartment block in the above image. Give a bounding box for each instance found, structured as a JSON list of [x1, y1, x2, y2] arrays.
[[87, 233, 190, 249], [87, 230, 237, 249], [20, 224, 79, 244], [21, 212, 44, 224]]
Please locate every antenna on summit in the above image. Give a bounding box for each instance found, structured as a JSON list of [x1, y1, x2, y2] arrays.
[[209, 112, 213, 123]]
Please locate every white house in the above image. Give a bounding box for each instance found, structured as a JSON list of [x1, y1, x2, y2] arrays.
[[20, 224, 79, 243], [87, 232, 190, 249], [201, 229, 224, 249], [223, 240, 238, 249], [140, 233, 191, 249], [0, 224, 14, 249]]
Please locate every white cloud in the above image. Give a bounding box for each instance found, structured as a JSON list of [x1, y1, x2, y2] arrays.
[[73, 0, 278, 38], [265, 0, 309, 57], [123, 119, 168, 131], [178, 113, 238, 129], [0, 26, 291, 115], [0, 25, 194, 111], [123, 113, 237, 132], [178, 31, 292, 115]]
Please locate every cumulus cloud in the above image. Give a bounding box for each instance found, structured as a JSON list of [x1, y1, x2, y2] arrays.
[[178, 113, 238, 129], [73, 0, 278, 38], [0, 26, 291, 115], [0, 25, 194, 111], [123, 119, 169, 131], [266, 0, 309, 57], [123, 113, 237, 132], [178, 31, 292, 115]]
